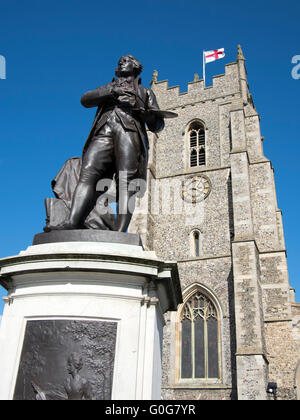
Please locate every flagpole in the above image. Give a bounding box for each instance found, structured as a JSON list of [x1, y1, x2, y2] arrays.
[[203, 50, 206, 88]]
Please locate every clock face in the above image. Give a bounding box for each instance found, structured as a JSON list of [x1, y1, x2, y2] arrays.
[[181, 175, 211, 203]]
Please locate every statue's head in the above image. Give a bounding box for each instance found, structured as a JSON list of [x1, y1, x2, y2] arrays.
[[67, 353, 83, 374], [115, 55, 143, 77]]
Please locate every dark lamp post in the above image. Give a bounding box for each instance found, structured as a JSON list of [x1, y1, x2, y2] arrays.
[[266, 382, 278, 400]]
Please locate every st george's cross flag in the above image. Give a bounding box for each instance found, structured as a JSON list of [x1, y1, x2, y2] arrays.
[[204, 48, 225, 63], [203, 48, 225, 87]]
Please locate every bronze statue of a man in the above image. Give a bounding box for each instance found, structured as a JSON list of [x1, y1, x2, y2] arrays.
[[46, 55, 164, 232]]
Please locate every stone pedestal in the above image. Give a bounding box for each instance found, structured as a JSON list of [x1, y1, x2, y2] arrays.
[[0, 234, 182, 400]]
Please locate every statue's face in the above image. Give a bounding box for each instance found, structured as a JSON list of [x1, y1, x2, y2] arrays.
[[67, 360, 75, 374], [117, 56, 135, 76]]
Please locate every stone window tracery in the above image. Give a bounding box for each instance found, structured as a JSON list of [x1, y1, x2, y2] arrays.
[[180, 290, 220, 380], [188, 122, 206, 167]]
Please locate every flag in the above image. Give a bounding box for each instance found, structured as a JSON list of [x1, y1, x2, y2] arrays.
[[204, 48, 225, 64]]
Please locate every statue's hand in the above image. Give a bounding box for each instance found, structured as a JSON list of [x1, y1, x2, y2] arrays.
[[111, 86, 124, 98], [138, 107, 146, 116], [137, 107, 155, 124]]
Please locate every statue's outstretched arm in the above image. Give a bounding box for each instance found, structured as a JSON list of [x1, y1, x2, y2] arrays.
[[145, 89, 165, 133]]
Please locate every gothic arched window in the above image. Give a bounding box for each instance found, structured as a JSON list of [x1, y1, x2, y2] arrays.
[[188, 122, 206, 167], [180, 290, 220, 380]]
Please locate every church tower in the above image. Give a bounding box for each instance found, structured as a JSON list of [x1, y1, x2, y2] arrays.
[[129, 46, 300, 400]]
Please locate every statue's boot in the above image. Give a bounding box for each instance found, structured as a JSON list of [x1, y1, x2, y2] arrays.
[[44, 181, 98, 233], [43, 222, 77, 232], [115, 213, 132, 232]]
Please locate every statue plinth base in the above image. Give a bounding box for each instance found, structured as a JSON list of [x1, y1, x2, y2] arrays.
[[33, 230, 143, 246], [0, 234, 182, 400]]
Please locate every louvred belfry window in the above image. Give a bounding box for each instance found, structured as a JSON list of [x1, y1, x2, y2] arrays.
[[189, 123, 206, 167], [180, 291, 220, 379]]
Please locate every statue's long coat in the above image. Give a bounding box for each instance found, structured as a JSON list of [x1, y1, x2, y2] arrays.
[[81, 77, 164, 180], [48, 77, 164, 230]]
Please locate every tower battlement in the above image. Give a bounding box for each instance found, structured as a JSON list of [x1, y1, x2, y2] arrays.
[[151, 62, 241, 110]]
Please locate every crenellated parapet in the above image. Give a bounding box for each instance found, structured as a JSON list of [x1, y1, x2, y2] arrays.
[[151, 62, 241, 110]]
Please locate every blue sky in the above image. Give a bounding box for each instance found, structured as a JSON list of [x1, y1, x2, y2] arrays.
[[0, 0, 299, 313]]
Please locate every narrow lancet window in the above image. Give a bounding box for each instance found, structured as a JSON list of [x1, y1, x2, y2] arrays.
[[194, 231, 200, 257]]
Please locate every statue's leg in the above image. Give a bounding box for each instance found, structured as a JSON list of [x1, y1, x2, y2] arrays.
[[46, 130, 114, 231], [68, 134, 114, 228], [114, 129, 141, 232], [67, 181, 98, 228]]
